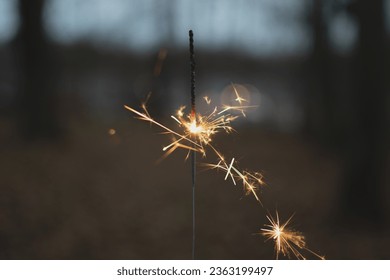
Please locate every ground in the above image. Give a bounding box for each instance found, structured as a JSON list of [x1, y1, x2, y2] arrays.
[[0, 118, 389, 259]]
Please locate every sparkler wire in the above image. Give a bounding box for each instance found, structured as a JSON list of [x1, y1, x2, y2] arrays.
[[189, 30, 196, 260]]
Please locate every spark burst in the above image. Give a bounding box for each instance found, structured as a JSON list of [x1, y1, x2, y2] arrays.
[[125, 31, 323, 259], [124, 87, 263, 202], [261, 211, 325, 260], [125, 93, 323, 259]]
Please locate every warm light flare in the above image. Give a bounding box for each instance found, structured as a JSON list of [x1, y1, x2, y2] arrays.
[[188, 121, 203, 134], [124, 90, 262, 202], [261, 212, 324, 260]]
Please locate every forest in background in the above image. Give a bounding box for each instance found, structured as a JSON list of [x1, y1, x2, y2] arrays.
[[0, 0, 389, 259]]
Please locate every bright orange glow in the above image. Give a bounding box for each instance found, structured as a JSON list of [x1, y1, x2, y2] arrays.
[[124, 89, 262, 201], [261, 212, 325, 260], [188, 121, 202, 134]]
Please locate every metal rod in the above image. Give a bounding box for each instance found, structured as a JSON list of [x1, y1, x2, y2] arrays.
[[189, 29, 196, 260]]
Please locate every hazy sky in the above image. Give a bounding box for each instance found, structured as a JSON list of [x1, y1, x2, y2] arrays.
[[1, 0, 388, 56]]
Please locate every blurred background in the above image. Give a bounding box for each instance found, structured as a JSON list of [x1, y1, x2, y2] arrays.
[[0, 0, 389, 259]]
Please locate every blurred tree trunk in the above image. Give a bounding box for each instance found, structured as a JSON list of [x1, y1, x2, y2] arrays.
[[305, 0, 335, 145], [16, 0, 60, 141], [341, 0, 388, 226]]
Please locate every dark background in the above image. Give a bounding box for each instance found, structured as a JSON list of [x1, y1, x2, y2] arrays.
[[0, 0, 389, 259]]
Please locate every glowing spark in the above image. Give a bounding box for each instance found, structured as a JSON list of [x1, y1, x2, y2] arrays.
[[203, 96, 211, 105], [171, 115, 182, 125], [260, 212, 324, 260], [124, 105, 201, 149], [204, 159, 263, 202], [232, 84, 247, 104], [189, 121, 202, 134], [224, 158, 235, 181], [124, 89, 262, 202], [108, 128, 116, 135]]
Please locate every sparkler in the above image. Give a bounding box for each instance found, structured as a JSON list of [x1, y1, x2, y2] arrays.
[[124, 31, 323, 260], [189, 30, 196, 260], [261, 211, 325, 260], [123, 91, 262, 202], [124, 86, 322, 260]]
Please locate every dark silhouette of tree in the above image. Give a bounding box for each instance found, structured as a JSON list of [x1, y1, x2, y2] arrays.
[[302, 0, 388, 227], [16, 0, 60, 141], [341, 0, 388, 226], [305, 0, 335, 144]]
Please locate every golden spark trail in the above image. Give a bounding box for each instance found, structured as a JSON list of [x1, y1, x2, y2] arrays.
[[261, 211, 324, 260], [124, 105, 201, 150], [224, 158, 235, 181], [124, 89, 264, 202], [203, 159, 263, 203]]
